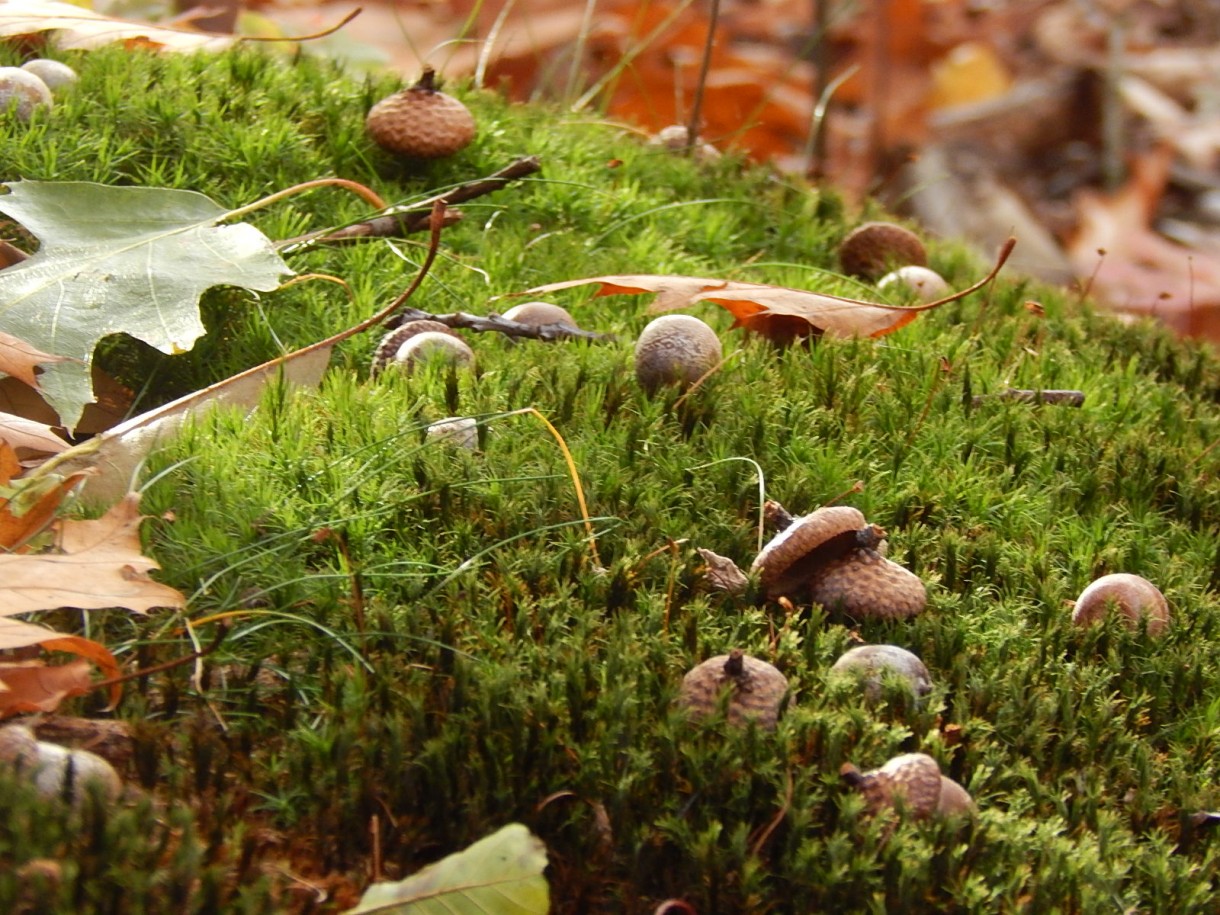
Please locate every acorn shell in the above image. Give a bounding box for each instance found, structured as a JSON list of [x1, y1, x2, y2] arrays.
[[366, 70, 476, 159], [678, 650, 788, 730], [634, 315, 723, 392], [809, 547, 927, 620], [502, 301, 577, 328], [838, 222, 928, 280], [829, 644, 932, 701], [1071, 573, 1169, 636]]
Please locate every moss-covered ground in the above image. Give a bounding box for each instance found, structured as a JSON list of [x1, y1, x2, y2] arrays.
[[1, 42, 1219, 913]]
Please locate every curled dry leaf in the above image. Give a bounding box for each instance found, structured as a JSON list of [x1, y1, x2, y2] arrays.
[[523, 239, 1014, 345]]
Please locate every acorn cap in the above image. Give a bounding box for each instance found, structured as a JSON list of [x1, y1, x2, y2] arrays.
[[749, 506, 880, 598], [678, 649, 788, 730], [372, 320, 461, 375], [838, 222, 928, 280], [366, 68, 477, 159], [1071, 573, 1169, 637], [843, 752, 945, 819], [809, 548, 927, 620], [829, 644, 932, 701]]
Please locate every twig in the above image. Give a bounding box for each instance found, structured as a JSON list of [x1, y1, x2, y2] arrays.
[[279, 156, 543, 250], [387, 307, 613, 342], [685, 0, 722, 156], [971, 388, 1086, 407]]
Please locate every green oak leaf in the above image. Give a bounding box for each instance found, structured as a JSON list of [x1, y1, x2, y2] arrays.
[[0, 181, 292, 431], [348, 823, 550, 914]]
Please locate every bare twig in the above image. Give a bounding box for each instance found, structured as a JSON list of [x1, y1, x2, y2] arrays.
[[685, 0, 722, 156], [279, 156, 543, 250], [387, 307, 613, 342], [972, 388, 1086, 407]]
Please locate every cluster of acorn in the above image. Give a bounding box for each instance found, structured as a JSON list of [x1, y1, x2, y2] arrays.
[[0, 59, 77, 122]]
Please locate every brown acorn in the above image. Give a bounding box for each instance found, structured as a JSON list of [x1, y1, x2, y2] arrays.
[[841, 752, 975, 820], [838, 222, 928, 280], [366, 68, 476, 159], [750, 504, 926, 619]]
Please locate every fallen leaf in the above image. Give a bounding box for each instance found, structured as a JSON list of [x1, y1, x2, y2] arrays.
[[0, 180, 292, 432], [0, 492, 186, 616], [0, 330, 66, 390], [0, 456, 88, 550], [0, 409, 67, 457], [60, 343, 333, 507], [347, 823, 549, 914], [523, 240, 1014, 344], [0, 658, 93, 716], [0, 0, 236, 52]]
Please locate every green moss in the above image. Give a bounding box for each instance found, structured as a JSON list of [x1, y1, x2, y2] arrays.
[[2, 43, 1219, 913]]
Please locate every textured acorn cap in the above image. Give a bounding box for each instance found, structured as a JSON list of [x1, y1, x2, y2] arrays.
[[366, 69, 476, 159], [843, 752, 944, 819], [829, 644, 932, 701], [502, 301, 578, 328], [634, 315, 723, 392], [1071, 573, 1170, 636], [750, 506, 877, 597], [838, 222, 928, 280], [371, 320, 460, 375], [678, 649, 788, 730], [809, 547, 926, 620]]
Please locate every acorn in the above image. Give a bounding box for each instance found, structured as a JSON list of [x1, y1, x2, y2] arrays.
[[838, 222, 928, 280], [678, 649, 788, 730], [750, 504, 926, 619], [634, 314, 722, 393], [829, 644, 933, 702], [366, 68, 477, 159], [841, 752, 975, 820], [371, 320, 470, 376], [1071, 573, 1170, 637]]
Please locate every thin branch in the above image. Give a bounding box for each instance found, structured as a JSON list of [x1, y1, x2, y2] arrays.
[[388, 307, 613, 342]]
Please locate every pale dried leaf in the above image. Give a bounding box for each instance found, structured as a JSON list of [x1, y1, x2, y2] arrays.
[[0, 492, 186, 615], [0, 0, 235, 51], [59, 343, 333, 507], [0, 410, 68, 456]]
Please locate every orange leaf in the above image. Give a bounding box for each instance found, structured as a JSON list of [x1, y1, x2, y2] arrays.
[[0, 658, 94, 717], [0, 468, 86, 551], [523, 239, 1014, 345], [0, 624, 121, 710]]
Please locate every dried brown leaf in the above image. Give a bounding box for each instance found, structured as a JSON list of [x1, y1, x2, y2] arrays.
[[0, 658, 93, 716], [0, 0, 235, 52], [524, 240, 1014, 344], [0, 492, 185, 616], [0, 331, 66, 391]]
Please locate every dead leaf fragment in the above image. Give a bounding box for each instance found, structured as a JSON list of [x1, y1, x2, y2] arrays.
[[0, 331, 66, 390], [0, 0, 236, 52], [696, 548, 748, 594], [0, 492, 186, 616]]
